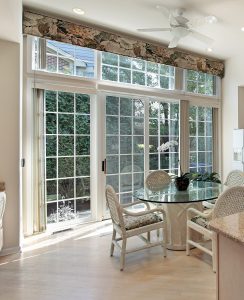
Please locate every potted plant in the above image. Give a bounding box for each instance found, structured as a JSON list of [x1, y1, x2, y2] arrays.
[[174, 170, 221, 191], [174, 171, 191, 191], [190, 172, 221, 183]]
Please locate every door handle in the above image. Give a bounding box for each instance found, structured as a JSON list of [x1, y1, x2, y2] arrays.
[[102, 159, 107, 174]]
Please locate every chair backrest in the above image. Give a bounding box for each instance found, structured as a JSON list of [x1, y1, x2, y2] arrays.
[[105, 185, 124, 228], [213, 186, 244, 219], [224, 170, 244, 187], [0, 192, 6, 228], [145, 170, 171, 191]]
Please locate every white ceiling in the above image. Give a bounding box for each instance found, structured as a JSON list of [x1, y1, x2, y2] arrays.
[[23, 0, 244, 60]]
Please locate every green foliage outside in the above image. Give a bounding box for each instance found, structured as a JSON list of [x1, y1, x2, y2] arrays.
[[45, 90, 91, 223]]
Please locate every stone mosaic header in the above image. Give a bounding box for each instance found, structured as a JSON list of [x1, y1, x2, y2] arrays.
[[23, 10, 224, 78]]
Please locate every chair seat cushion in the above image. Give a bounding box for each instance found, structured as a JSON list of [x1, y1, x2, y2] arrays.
[[124, 213, 162, 230], [191, 216, 209, 228]]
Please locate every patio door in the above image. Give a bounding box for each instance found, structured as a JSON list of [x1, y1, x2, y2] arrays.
[[44, 89, 92, 229], [104, 95, 145, 206]]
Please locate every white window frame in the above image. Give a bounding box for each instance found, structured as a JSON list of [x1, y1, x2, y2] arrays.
[[23, 35, 222, 234]]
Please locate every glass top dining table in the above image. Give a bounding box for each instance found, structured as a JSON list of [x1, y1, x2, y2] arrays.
[[134, 181, 223, 204]]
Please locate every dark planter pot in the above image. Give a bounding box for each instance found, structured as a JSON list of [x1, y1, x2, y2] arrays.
[[175, 177, 190, 191]]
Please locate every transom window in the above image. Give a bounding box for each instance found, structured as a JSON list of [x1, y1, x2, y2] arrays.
[[186, 70, 216, 96], [32, 37, 219, 98], [101, 52, 175, 89], [33, 38, 95, 78]]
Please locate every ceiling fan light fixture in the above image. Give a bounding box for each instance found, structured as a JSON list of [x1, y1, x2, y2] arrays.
[[205, 15, 218, 24], [72, 8, 85, 15], [138, 7, 214, 49]]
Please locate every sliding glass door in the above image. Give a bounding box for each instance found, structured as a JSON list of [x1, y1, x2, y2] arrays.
[[105, 95, 145, 205], [103, 94, 180, 208], [148, 100, 179, 173], [44, 90, 91, 227], [189, 105, 213, 173], [42, 91, 214, 226]]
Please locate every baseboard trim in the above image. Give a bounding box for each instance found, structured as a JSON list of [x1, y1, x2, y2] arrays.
[[0, 246, 21, 256]]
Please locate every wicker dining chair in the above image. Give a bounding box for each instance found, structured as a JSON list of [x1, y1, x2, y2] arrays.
[[203, 170, 244, 210], [224, 170, 244, 187], [145, 170, 171, 191], [105, 185, 167, 271], [0, 192, 6, 251], [186, 186, 244, 272]]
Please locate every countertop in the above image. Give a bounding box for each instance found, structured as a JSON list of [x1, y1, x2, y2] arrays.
[[209, 212, 244, 245]]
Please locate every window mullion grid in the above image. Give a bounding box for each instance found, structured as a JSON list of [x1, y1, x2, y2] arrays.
[[204, 108, 207, 172], [117, 55, 119, 83], [205, 74, 207, 95], [144, 100, 149, 179], [145, 62, 148, 88], [179, 100, 189, 174], [96, 51, 101, 80], [132, 100, 134, 203], [158, 100, 160, 170], [43, 91, 48, 224], [196, 107, 199, 172], [169, 104, 172, 173], [74, 93, 77, 219], [158, 65, 160, 89], [118, 96, 121, 202], [56, 46, 60, 74], [74, 47, 77, 76], [56, 91, 59, 222]]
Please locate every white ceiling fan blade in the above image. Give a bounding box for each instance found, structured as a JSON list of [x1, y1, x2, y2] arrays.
[[155, 5, 170, 19], [137, 28, 171, 33], [189, 17, 207, 28], [168, 36, 181, 48], [190, 30, 214, 45]]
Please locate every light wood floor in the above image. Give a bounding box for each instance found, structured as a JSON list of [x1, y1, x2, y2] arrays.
[[0, 222, 216, 300]]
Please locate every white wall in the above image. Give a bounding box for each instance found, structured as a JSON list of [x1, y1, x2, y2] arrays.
[[0, 0, 22, 254], [222, 54, 244, 179], [0, 0, 22, 43], [0, 40, 21, 253]]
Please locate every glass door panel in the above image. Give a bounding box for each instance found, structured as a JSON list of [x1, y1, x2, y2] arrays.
[[44, 90, 91, 227], [189, 106, 213, 173], [149, 100, 179, 174], [105, 95, 145, 204]]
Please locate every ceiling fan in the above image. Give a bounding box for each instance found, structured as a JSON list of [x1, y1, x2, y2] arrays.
[[137, 7, 214, 48]]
